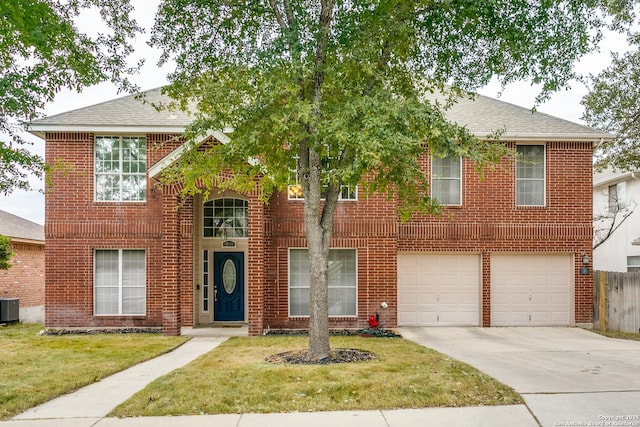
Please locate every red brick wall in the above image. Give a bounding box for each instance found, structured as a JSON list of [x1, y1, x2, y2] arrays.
[[262, 141, 594, 330], [398, 141, 594, 325], [44, 132, 594, 333], [0, 241, 45, 307], [263, 187, 400, 330], [44, 132, 183, 329]]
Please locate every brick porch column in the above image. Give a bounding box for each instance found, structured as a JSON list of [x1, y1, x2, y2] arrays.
[[247, 198, 265, 335], [162, 186, 181, 335]]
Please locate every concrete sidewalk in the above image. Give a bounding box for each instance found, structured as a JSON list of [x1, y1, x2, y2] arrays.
[[2, 406, 538, 427]]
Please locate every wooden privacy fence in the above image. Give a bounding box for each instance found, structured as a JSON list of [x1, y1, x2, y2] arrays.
[[593, 270, 640, 333]]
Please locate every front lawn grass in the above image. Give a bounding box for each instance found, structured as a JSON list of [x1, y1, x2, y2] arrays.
[[0, 323, 187, 420], [592, 330, 640, 341], [112, 335, 522, 417]]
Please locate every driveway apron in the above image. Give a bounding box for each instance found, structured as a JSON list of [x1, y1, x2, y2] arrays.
[[400, 327, 640, 427]]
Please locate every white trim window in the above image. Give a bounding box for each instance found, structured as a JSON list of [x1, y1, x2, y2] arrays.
[[627, 256, 640, 272], [95, 136, 147, 201], [203, 198, 248, 238], [432, 156, 462, 205], [516, 145, 545, 206], [289, 249, 357, 317], [94, 249, 146, 315], [288, 156, 357, 200], [608, 182, 627, 212]]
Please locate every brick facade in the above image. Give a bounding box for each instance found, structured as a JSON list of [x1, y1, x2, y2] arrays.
[[43, 131, 595, 334], [0, 241, 45, 308]]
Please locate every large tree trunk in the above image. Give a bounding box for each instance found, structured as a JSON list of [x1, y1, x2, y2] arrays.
[[300, 142, 339, 361], [302, 0, 336, 361]]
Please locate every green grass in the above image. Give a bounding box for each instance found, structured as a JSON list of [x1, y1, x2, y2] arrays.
[[0, 323, 187, 420], [112, 335, 522, 417], [592, 330, 640, 341]]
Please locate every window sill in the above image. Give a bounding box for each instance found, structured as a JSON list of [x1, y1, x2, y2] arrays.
[[516, 205, 547, 210], [288, 315, 358, 319]]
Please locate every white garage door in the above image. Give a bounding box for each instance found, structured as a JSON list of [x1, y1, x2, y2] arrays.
[[398, 254, 480, 326], [491, 254, 572, 326]]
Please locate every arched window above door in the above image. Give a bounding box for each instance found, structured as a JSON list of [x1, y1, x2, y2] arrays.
[[203, 198, 248, 238]]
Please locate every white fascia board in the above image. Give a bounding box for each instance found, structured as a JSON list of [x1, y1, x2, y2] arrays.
[[593, 171, 640, 188], [148, 129, 230, 179], [27, 124, 188, 139], [474, 132, 613, 142]]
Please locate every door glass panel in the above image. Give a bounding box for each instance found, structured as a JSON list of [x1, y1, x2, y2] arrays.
[[222, 259, 237, 294]]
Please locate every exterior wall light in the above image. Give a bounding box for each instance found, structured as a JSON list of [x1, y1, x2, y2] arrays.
[[580, 254, 590, 275]]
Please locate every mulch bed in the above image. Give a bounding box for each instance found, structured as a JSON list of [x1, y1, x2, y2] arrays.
[[265, 348, 377, 365]]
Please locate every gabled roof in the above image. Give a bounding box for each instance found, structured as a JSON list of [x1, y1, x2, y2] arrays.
[[28, 87, 613, 142], [442, 92, 612, 141], [29, 88, 193, 137], [0, 210, 44, 244]]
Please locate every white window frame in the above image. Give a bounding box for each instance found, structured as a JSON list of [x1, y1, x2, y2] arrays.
[[431, 155, 462, 206], [608, 182, 627, 213], [516, 144, 546, 206], [627, 256, 640, 272], [94, 136, 147, 202], [288, 156, 357, 201], [288, 248, 358, 317], [94, 249, 146, 316], [203, 198, 249, 238]]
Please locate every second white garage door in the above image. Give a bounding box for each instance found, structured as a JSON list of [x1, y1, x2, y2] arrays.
[[398, 254, 480, 326], [491, 254, 572, 326]]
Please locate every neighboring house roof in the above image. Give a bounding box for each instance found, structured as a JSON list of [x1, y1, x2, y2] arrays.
[[0, 210, 45, 244], [593, 169, 640, 188], [29, 87, 613, 142]]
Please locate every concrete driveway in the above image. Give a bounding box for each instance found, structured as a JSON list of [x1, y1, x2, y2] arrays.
[[400, 327, 640, 427]]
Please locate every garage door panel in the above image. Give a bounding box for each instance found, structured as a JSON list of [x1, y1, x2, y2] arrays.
[[398, 254, 480, 326], [491, 254, 571, 326]]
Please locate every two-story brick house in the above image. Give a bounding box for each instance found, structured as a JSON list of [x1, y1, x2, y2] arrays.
[[29, 88, 610, 335]]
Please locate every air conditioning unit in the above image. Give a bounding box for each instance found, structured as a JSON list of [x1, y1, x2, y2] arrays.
[[0, 298, 19, 323]]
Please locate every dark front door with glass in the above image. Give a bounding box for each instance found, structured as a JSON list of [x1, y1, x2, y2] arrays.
[[213, 252, 245, 321]]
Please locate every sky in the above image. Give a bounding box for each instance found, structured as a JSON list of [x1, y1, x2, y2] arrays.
[[0, 1, 632, 225]]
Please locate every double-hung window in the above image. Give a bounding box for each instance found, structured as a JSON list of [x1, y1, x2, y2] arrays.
[[94, 249, 146, 315], [289, 249, 357, 316], [608, 182, 627, 212], [288, 156, 357, 200], [432, 156, 462, 205], [627, 256, 640, 272], [516, 145, 545, 206], [95, 136, 147, 201]]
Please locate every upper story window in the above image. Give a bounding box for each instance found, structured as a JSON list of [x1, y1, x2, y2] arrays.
[[608, 182, 627, 212], [516, 145, 545, 206], [203, 198, 248, 238], [288, 156, 356, 200], [431, 156, 462, 206], [95, 136, 146, 201]]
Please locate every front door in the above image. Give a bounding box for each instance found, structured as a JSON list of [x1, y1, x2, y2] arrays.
[[213, 252, 245, 321]]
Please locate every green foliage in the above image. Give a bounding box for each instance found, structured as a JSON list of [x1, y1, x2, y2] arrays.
[[583, 48, 640, 172], [151, 0, 607, 355], [0, 235, 13, 270], [153, 0, 604, 216], [0, 0, 143, 194]]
